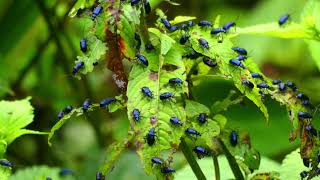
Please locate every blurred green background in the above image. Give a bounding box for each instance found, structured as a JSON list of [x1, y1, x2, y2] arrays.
[[1, 0, 319, 179]]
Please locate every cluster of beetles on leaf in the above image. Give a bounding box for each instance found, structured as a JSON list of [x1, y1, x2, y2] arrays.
[[13, 0, 313, 179]]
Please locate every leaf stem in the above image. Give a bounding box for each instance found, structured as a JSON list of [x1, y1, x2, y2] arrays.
[[180, 138, 207, 180], [212, 154, 220, 180], [218, 138, 244, 180]]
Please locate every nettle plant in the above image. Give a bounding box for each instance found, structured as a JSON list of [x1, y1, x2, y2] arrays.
[[1, 0, 320, 180]]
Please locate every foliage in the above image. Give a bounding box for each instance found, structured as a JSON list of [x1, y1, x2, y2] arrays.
[[0, 98, 47, 179], [45, 0, 320, 179], [9, 166, 75, 180], [2, 0, 320, 179]]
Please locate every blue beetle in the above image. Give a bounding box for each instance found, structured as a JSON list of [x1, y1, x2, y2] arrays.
[[223, 21, 236, 31], [188, 21, 194, 27], [236, 55, 247, 61], [170, 25, 179, 32], [96, 172, 105, 180], [145, 43, 154, 51], [134, 33, 141, 50], [0, 160, 13, 168], [80, 38, 87, 52], [185, 128, 201, 137], [211, 28, 226, 35], [72, 61, 85, 75], [59, 168, 73, 176], [131, 0, 140, 6], [278, 13, 290, 26], [180, 23, 188, 30], [185, 50, 201, 59], [82, 99, 91, 112], [136, 54, 149, 66], [46, 177, 52, 180], [251, 73, 263, 79], [161, 167, 176, 174], [92, 5, 103, 20], [257, 83, 269, 89], [180, 34, 190, 45], [193, 146, 210, 159], [232, 47, 247, 55], [170, 117, 183, 126], [198, 20, 212, 27], [301, 100, 311, 107], [296, 93, 309, 101], [298, 111, 312, 119], [160, 92, 174, 100], [197, 113, 207, 124], [203, 57, 217, 68], [278, 82, 286, 91], [300, 171, 308, 179], [229, 59, 245, 69], [100, 98, 116, 107], [57, 111, 64, 120], [272, 79, 281, 85], [230, 130, 238, 146], [141, 87, 153, 98], [169, 78, 183, 85], [303, 158, 310, 168], [287, 81, 297, 91], [64, 105, 73, 114], [160, 18, 171, 30], [242, 80, 254, 89], [132, 109, 140, 122], [198, 38, 209, 49], [151, 157, 163, 165], [146, 128, 156, 146], [144, 0, 151, 14], [306, 125, 317, 136]]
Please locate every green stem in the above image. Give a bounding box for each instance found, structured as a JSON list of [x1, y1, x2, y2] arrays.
[[180, 138, 206, 180], [218, 138, 244, 180], [212, 154, 220, 180]]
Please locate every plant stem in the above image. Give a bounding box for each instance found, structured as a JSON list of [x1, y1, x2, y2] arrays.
[[180, 138, 207, 180], [212, 154, 220, 180], [218, 138, 244, 180]]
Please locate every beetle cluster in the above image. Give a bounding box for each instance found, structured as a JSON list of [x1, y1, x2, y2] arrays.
[[69, 0, 310, 177], [55, 97, 116, 120], [150, 157, 176, 175]]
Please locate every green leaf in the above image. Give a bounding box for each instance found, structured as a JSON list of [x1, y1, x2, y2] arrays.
[[176, 156, 280, 179], [232, 23, 313, 39], [100, 132, 134, 176], [279, 148, 316, 180], [68, 0, 95, 18], [9, 165, 75, 180], [188, 26, 269, 121], [306, 40, 320, 71], [126, 42, 187, 177], [300, 0, 320, 33], [48, 98, 124, 146], [213, 114, 227, 131], [184, 100, 220, 150], [75, 35, 107, 78], [250, 172, 280, 180], [148, 28, 175, 55], [118, 4, 141, 59], [170, 16, 196, 25], [0, 164, 11, 180], [0, 97, 47, 157], [185, 100, 210, 118], [211, 90, 243, 114]]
